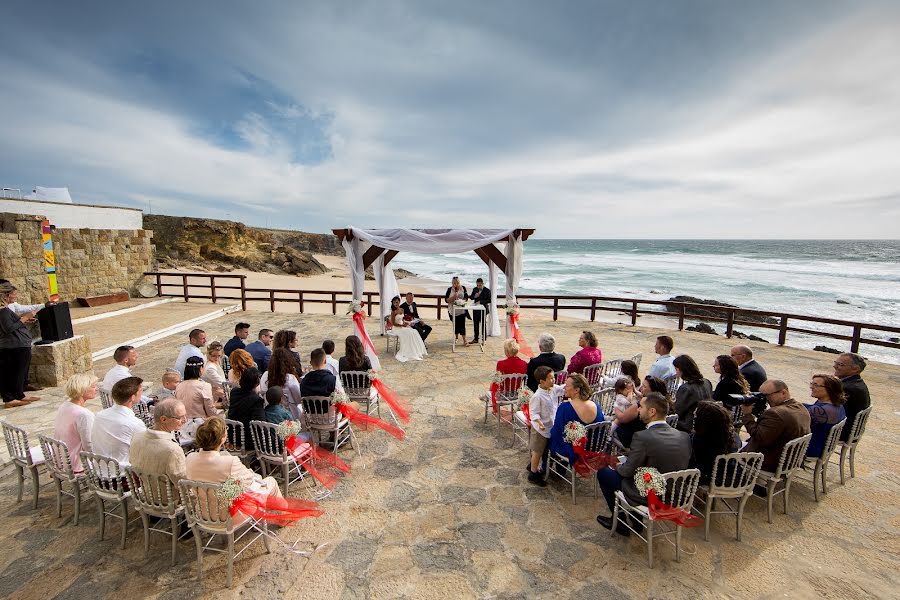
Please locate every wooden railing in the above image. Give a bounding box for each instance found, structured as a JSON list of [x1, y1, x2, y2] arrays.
[[145, 272, 900, 354]]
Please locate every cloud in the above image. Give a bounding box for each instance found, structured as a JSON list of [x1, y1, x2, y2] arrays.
[[0, 2, 897, 238]]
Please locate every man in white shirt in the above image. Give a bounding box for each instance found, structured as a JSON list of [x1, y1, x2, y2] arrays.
[[646, 335, 676, 380], [102, 346, 138, 392], [174, 328, 207, 377], [91, 376, 147, 466], [322, 339, 340, 378]]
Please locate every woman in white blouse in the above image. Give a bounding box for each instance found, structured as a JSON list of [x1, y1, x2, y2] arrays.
[[202, 341, 227, 402]]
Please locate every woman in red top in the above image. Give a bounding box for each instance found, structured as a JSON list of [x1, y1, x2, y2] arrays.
[[567, 330, 603, 374], [496, 339, 528, 374]]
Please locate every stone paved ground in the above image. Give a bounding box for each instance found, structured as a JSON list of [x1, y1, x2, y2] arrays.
[[0, 310, 898, 599]]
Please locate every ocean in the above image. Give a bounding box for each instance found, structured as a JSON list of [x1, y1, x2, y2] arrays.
[[394, 240, 900, 365]]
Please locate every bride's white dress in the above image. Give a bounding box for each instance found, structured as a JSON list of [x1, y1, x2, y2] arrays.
[[391, 313, 427, 362]]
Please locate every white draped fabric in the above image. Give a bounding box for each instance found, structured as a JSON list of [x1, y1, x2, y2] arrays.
[[341, 227, 523, 340]]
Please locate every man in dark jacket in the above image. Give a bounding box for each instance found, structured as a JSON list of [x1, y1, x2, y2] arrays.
[[742, 380, 811, 472], [469, 278, 491, 344], [299, 349, 338, 397], [400, 292, 432, 341], [596, 392, 691, 535], [224, 322, 250, 359], [832, 353, 871, 442], [525, 332, 566, 391], [731, 345, 768, 418]]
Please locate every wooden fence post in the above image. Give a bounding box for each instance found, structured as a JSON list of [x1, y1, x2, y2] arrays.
[[553, 298, 559, 321], [778, 316, 788, 346], [726, 310, 735, 338], [210, 275, 217, 304], [155, 273, 162, 298], [240, 276, 247, 311], [851, 325, 862, 353], [590, 298, 596, 322], [678, 305, 685, 331], [182, 275, 189, 302], [298, 291, 303, 313], [269, 290, 275, 312], [631, 301, 638, 326]]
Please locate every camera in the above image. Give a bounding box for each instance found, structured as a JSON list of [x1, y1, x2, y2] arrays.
[[724, 392, 767, 408]]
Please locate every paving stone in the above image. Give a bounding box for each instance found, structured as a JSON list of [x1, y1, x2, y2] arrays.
[[326, 533, 380, 575], [458, 446, 500, 469], [383, 481, 421, 512], [373, 458, 413, 480], [543, 537, 586, 570], [572, 580, 633, 600], [495, 467, 521, 486], [457, 522, 503, 551], [440, 485, 487, 506], [412, 539, 472, 571]]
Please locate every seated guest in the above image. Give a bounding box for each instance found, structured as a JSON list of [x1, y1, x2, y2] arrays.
[[264, 386, 292, 424], [567, 330, 602, 375], [672, 354, 713, 433], [227, 368, 266, 451], [730, 345, 767, 392], [496, 339, 528, 375], [175, 329, 207, 378], [176, 356, 220, 418], [805, 374, 847, 458], [300, 349, 338, 397], [91, 376, 147, 466], [602, 359, 641, 392], [322, 339, 340, 378], [647, 335, 676, 380], [596, 392, 691, 535], [260, 348, 302, 410], [202, 341, 227, 403], [832, 352, 870, 443], [227, 349, 256, 387], [400, 292, 432, 341], [549, 374, 605, 466], [712, 354, 749, 404], [102, 345, 138, 392], [742, 380, 811, 473], [185, 417, 281, 523], [154, 369, 181, 402], [54, 373, 98, 473], [129, 398, 188, 488], [273, 329, 303, 374], [339, 335, 372, 374], [639, 375, 669, 402], [690, 401, 738, 486], [223, 322, 250, 360], [526, 333, 566, 391], [526, 366, 566, 486], [611, 377, 644, 448], [246, 329, 274, 373]]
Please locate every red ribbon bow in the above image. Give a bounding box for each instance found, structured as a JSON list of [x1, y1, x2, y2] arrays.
[[285, 436, 351, 490], [570, 436, 619, 477], [370, 377, 410, 423], [229, 492, 323, 526], [642, 472, 704, 527], [337, 402, 405, 440], [352, 311, 378, 357]]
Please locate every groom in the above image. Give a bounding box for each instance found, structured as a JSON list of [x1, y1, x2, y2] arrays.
[[400, 292, 432, 341], [469, 277, 491, 344]]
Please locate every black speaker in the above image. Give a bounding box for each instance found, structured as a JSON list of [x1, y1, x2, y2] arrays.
[[36, 302, 73, 343]]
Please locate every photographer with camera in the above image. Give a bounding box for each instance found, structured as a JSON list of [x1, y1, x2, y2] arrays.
[[741, 379, 810, 473]]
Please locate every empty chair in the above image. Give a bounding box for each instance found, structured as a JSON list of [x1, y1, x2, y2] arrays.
[[1, 420, 46, 509], [603, 359, 623, 379], [179, 478, 271, 587], [664, 375, 683, 396], [133, 402, 154, 428], [492, 373, 528, 442], [125, 466, 186, 565], [79, 451, 134, 549], [546, 421, 613, 504], [223, 418, 255, 465], [554, 370, 568, 385], [693, 452, 763, 541], [612, 468, 701, 568], [340, 371, 384, 421], [249, 420, 314, 497], [592, 389, 617, 421], [832, 406, 872, 484], [754, 433, 812, 523], [38, 434, 89, 525], [803, 418, 846, 501], [582, 363, 604, 391], [630, 353, 643, 367]]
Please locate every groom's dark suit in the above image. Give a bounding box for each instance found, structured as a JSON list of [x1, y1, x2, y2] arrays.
[[400, 301, 432, 341], [469, 285, 491, 342]]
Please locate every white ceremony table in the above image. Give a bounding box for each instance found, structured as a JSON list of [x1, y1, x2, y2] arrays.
[[448, 304, 486, 353]]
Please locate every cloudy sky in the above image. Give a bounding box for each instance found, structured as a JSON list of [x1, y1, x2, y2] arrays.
[[1, 1, 898, 238]]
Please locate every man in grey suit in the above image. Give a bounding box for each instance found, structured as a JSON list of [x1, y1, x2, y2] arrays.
[[596, 392, 692, 535]]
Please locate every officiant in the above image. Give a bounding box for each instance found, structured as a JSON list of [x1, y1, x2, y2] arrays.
[[444, 276, 469, 346], [470, 277, 491, 344]]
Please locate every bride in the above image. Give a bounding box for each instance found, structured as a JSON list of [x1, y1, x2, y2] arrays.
[[388, 296, 427, 362]]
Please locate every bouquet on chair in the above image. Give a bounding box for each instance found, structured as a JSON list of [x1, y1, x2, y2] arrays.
[[216, 476, 323, 526], [564, 421, 619, 477], [277, 420, 351, 490], [516, 386, 533, 424], [634, 467, 703, 527]]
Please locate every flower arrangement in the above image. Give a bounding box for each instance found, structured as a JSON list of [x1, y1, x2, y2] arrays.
[[634, 467, 666, 497], [491, 371, 505, 385], [346, 299, 365, 315], [563, 420, 587, 444], [452, 298, 467, 308], [367, 369, 378, 379], [216, 476, 246, 504], [276, 420, 303, 441], [516, 385, 533, 410], [330, 390, 350, 405], [501, 303, 519, 316]]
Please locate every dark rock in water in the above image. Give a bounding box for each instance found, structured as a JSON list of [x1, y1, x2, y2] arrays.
[[650, 290, 664, 294], [686, 322, 718, 335], [890, 337, 900, 343], [836, 299, 851, 305], [667, 296, 778, 326], [733, 330, 770, 343], [814, 345, 842, 354]]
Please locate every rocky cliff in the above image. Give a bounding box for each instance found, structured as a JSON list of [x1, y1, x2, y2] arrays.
[[143, 215, 341, 276]]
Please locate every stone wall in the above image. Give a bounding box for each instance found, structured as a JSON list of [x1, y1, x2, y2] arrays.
[[29, 335, 92, 387], [0, 212, 155, 304]]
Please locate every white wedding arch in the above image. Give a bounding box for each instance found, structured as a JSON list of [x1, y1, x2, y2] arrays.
[[332, 228, 535, 336]]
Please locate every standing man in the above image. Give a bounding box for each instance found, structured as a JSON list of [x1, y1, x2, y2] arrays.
[[223, 322, 250, 359], [596, 392, 692, 536], [469, 277, 491, 344], [400, 292, 432, 341], [832, 353, 870, 442], [647, 336, 676, 380], [246, 328, 274, 373], [174, 329, 207, 378]]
